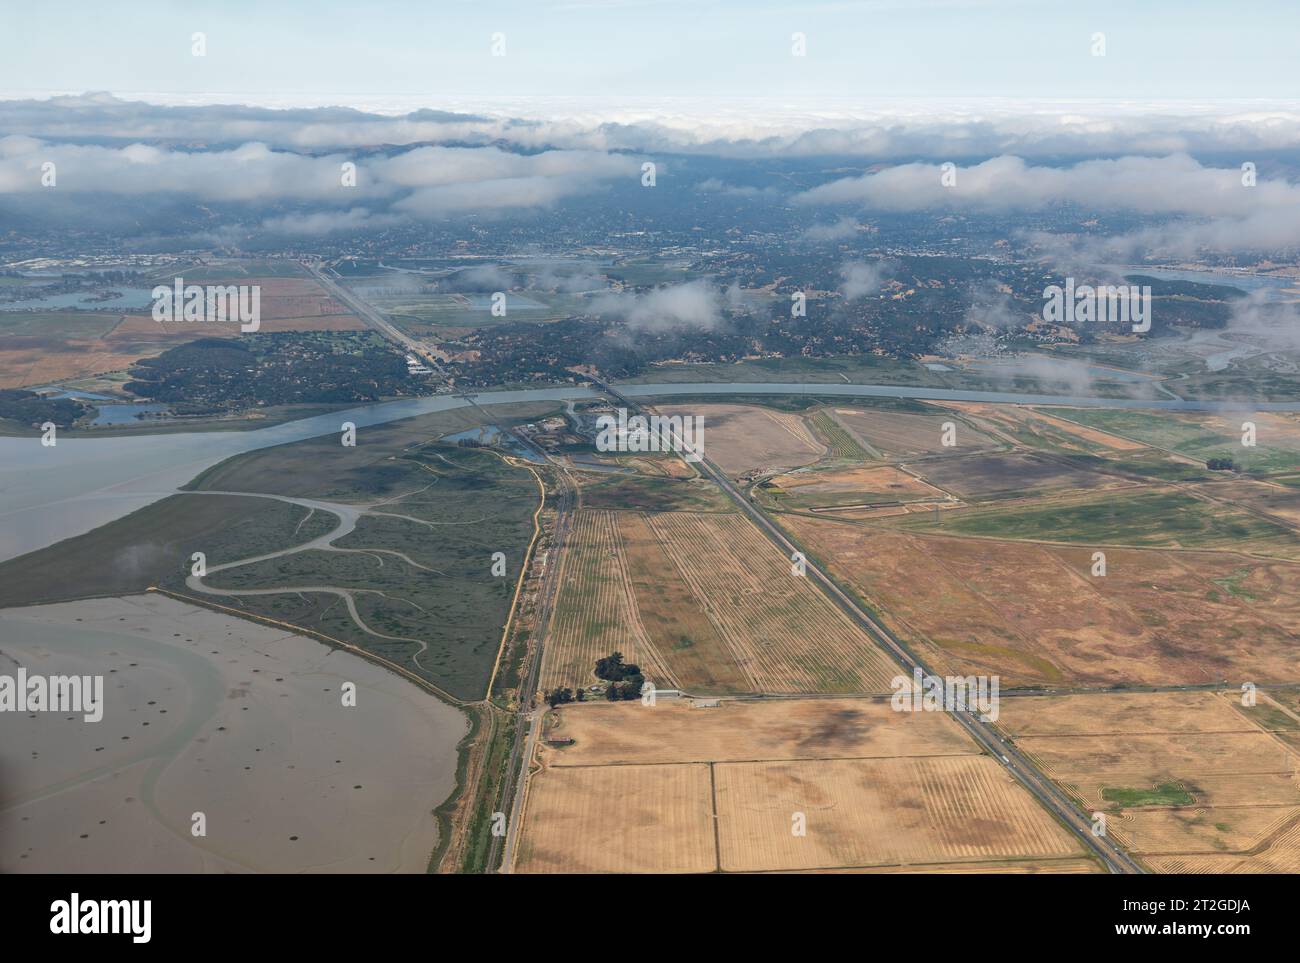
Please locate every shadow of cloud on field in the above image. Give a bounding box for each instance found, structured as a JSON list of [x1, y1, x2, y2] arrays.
[[793, 707, 869, 753]]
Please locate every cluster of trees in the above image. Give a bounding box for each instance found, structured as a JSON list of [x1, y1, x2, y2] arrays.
[[1206, 457, 1237, 471], [0, 389, 88, 428], [595, 651, 644, 701], [544, 652, 646, 708]]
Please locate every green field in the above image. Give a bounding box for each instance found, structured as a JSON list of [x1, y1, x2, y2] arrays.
[[899, 487, 1297, 551], [1102, 783, 1196, 808], [0, 310, 124, 339], [577, 473, 734, 513], [809, 410, 873, 460], [1039, 407, 1300, 473]]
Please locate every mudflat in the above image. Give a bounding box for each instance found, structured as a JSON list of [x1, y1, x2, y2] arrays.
[[0, 593, 466, 873]]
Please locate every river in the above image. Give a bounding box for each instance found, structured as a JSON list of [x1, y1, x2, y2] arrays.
[[3, 380, 1297, 563]]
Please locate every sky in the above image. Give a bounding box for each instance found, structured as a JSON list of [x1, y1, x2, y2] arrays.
[[1, 0, 1297, 106]]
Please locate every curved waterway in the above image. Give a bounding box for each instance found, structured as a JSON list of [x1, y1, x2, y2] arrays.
[[3, 380, 1297, 563]]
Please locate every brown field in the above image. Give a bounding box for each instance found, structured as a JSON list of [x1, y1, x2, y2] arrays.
[[514, 762, 718, 873], [937, 402, 1148, 452], [540, 698, 976, 766], [769, 464, 947, 509], [912, 451, 1127, 500], [782, 515, 1300, 687], [999, 691, 1300, 873], [517, 700, 1088, 873], [0, 277, 364, 387], [656, 403, 825, 476], [566, 452, 694, 478], [832, 406, 998, 458], [714, 755, 1082, 872], [543, 509, 680, 692], [1025, 408, 1150, 450], [646, 512, 900, 692], [0, 341, 153, 388], [1194, 477, 1300, 527], [542, 509, 900, 694]]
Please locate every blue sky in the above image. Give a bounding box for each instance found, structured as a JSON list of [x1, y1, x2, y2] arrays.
[[1, 0, 1297, 103]]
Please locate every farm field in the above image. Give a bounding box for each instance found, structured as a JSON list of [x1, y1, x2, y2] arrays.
[[780, 516, 1300, 687], [1037, 407, 1300, 474], [655, 402, 826, 477], [541, 698, 975, 766], [998, 691, 1300, 873], [897, 486, 1299, 554], [808, 408, 874, 460], [909, 450, 1128, 501], [515, 700, 1090, 873], [541, 508, 900, 694], [573, 471, 733, 513], [1192, 477, 1300, 527], [831, 405, 999, 458], [935, 402, 1149, 453], [0, 276, 365, 388], [761, 464, 948, 511]]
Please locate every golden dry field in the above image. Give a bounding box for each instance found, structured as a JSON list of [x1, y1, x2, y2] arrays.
[[830, 406, 998, 458], [998, 691, 1300, 873], [516, 700, 1090, 873], [655, 403, 825, 476], [541, 508, 900, 694], [781, 516, 1300, 687]]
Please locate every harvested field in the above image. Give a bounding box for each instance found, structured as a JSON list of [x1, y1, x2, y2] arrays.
[[999, 691, 1300, 873], [542, 509, 900, 694], [540, 698, 977, 767], [781, 515, 1300, 686], [912, 451, 1125, 500], [809, 409, 873, 460], [715, 755, 1081, 872], [765, 464, 946, 510], [647, 512, 900, 692], [514, 763, 717, 874], [832, 406, 998, 459], [656, 403, 825, 476], [518, 701, 1087, 873], [544, 510, 679, 692]]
